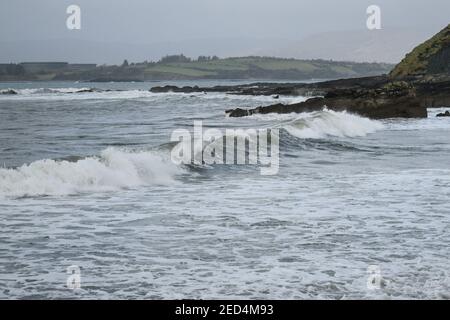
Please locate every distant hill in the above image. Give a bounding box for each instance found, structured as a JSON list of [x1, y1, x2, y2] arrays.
[[390, 24, 450, 78], [0, 29, 436, 66], [53, 56, 393, 82], [256, 29, 436, 64], [0, 56, 393, 82], [142, 57, 393, 81]]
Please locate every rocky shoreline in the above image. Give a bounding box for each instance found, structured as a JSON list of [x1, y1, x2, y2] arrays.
[[151, 24, 449, 120], [150, 75, 449, 119]]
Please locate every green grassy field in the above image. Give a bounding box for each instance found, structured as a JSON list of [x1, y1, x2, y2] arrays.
[[142, 57, 393, 80], [5, 56, 394, 82]]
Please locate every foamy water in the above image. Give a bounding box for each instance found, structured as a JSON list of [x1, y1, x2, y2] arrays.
[[280, 110, 383, 139], [0, 148, 183, 198], [0, 81, 449, 299]]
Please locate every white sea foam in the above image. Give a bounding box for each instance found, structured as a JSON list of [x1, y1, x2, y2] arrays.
[[0, 87, 162, 101], [19, 88, 92, 94], [171, 127, 266, 166], [280, 109, 384, 139], [0, 87, 309, 104], [247, 109, 383, 138], [248, 112, 306, 122], [0, 148, 184, 198]]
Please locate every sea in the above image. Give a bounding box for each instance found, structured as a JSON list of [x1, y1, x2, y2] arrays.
[[0, 80, 449, 299]]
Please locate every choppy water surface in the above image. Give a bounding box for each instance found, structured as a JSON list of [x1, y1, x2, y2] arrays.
[[0, 81, 449, 299]]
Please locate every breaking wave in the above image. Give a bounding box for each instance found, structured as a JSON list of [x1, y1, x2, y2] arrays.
[[0, 148, 184, 198], [1, 88, 94, 95], [0, 87, 307, 104], [272, 109, 384, 139], [0, 88, 158, 100]]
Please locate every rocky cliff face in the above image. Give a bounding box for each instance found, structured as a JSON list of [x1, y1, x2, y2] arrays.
[[390, 24, 450, 78]]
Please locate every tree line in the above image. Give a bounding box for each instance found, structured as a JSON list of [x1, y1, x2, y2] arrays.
[[121, 54, 220, 67]]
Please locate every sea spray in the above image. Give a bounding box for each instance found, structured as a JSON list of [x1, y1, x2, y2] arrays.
[[0, 148, 184, 198], [249, 109, 384, 139], [170, 121, 279, 175]]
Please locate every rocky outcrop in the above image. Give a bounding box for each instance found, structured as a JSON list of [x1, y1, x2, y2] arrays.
[[74, 88, 96, 93], [437, 111, 450, 117], [390, 24, 449, 78], [225, 25, 450, 119], [226, 88, 426, 119], [149, 75, 390, 96], [152, 75, 439, 119], [1, 89, 18, 95], [150, 24, 449, 119], [150, 85, 205, 93], [415, 80, 450, 108]]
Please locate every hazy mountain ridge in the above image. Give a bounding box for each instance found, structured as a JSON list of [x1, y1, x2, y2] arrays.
[[0, 29, 436, 65], [257, 29, 436, 63]]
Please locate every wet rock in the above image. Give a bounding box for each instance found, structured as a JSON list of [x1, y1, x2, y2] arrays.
[[1, 89, 18, 95], [150, 85, 202, 93], [75, 88, 95, 93], [151, 76, 446, 120], [436, 110, 450, 117], [226, 92, 427, 119], [225, 108, 249, 117]]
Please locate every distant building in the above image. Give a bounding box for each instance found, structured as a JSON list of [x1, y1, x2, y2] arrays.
[[0, 63, 25, 75], [67, 64, 97, 71], [19, 62, 68, 73], [0, 64, 11, 73]]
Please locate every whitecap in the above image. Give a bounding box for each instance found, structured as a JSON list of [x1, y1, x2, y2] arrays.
[[0, 148, 184, 198]]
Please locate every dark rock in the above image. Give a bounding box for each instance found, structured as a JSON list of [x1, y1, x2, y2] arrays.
[[149, 75, 391, 96], [226, 91, 427, 119], [1, 89, 18, 95], [75, 88, 95, 93], [150, 84, 232, 94], [150, 85, 203, 93], [414, 78, 450, 108], [150, 85, 180, 93], [151, 73, 445, 120], [225, 108, 249, 117], [436, 111, 450, 117]]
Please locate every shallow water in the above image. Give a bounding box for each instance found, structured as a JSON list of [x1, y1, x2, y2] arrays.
[[0, 81, 449, 299]]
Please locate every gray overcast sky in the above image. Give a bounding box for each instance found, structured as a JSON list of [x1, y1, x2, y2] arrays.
[[0, 0, 449, 63], [1, 0, 449, 42]]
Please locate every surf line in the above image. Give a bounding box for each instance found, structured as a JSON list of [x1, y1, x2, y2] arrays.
[[170, 120, 279, 175]]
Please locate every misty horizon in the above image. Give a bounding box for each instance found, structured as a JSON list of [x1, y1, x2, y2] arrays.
[[1, 0, 449, 64]]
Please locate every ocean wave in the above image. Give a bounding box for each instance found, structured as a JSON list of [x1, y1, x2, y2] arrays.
[[0, 87, 308, 105], [0, 87, 157, 101], [171, 109, 381, 165], [279, 109, 384, 139], [0, 148, 184, 198], [171, 128, 264, 166], [6, 88, 95, 95]]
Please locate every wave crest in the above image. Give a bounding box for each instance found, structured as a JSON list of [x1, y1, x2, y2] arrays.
[[281, 109, 383, 139], [0, 148, 184, 198]]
